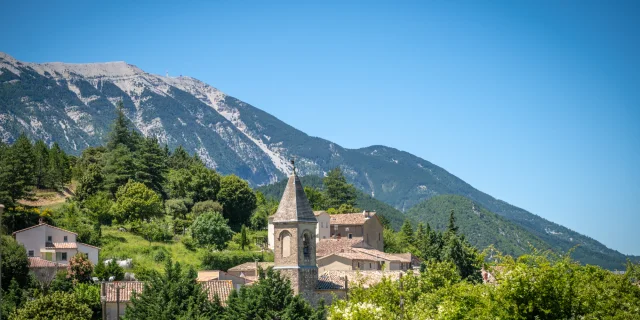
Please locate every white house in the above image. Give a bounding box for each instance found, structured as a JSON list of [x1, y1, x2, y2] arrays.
[[268, 211, 330, 250], [12, 223, 101, 265]]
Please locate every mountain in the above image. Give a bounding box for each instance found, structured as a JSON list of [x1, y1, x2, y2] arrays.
[[1, 53, 637, 269], [407, 195, 550, 258]]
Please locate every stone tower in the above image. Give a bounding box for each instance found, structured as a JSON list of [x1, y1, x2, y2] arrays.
[[272, 170, 318, 296]]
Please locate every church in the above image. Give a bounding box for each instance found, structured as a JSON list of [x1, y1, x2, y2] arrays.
[[263, 167, 414, 304]]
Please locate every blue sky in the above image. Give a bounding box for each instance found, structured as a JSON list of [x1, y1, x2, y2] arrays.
[[3, 0, 639, 255]]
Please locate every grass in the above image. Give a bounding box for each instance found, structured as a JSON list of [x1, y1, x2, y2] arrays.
[[100, 226, 205, 273]]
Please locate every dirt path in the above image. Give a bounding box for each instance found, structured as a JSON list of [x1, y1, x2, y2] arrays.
[[18, 186, 75, 207]]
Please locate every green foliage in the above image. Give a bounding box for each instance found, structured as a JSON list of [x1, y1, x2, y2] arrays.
[[94, 258, 125, 281], [49, 270, 74, 293], [81, 191, 114, 225], [73, 283, 101, 319], [201, 250, 273, 271], [239, 224, 249, 250], [166, 165, 220, 202], [10, 291, 93, 320], [324, 167, 357, 208], [250, 192, 277, 230], [1, 279, 27, 317], [135, 136, 168, 196], [112, 180, 163, 222], [102, 145, 137, 195], [217, 174, 257, 227], [139, 218, 173, 242], [0, 236, 30, 291], [304, 186, 327, 210], [191, 200, 223, 216], [123, 259, 219, 320], [223, 268, 320, 320], [190, 211, 234, 250], [67, 253, 94, 284]]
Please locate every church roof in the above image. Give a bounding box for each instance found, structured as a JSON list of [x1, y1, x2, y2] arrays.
[[272, 174, 317, 223]]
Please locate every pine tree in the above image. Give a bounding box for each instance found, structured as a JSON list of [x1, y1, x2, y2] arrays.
[[107, 101, 133, 151], [323, 167, 357, 208], [102, 145, 137, 196], [7, 134, 35, 201], [135, 136, 168, 196], [400, 220, 415, 246], [168, 146, 193, 170], [33, 140, 50, 188], [415, 222, 426, 246], [240, 224, 249, 250], [47, 142, 70, 189], [447, 209, 459, 234]]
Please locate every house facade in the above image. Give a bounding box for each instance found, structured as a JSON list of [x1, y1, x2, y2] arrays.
[[268, 210, 330, 249], [12, 223, 101, 265]]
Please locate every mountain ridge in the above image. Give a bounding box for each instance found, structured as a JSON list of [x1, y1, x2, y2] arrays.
[[1, 52, 637, 269]]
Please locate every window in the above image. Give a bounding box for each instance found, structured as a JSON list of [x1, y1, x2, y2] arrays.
[[369, 263, 372, 268], [357, 262, 360, 269], [56, 252, 68, 261], [28, 250, 34, 257], [345, 227, 350, 232], [63, 236, 68, 242], [348, 233, 353, 239], [47, 236, 52, 242], [62, 252, 67, 261], [303, 232, 311, 259]]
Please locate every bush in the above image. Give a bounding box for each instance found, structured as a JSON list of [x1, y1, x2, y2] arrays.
[[201, 250, 273, 271], [10, 291, 92, 320], [94, 259, 125, 281], [191, 211, 233, 250], [181, 236, 197, 251], [191, 200, 223, 216]]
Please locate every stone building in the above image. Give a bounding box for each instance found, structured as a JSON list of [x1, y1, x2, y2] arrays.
[[271, 171, 319, 297]]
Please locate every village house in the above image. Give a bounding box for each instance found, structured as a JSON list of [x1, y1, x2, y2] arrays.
[[12, 221, 101, 282], [101, 280, 234, 319]]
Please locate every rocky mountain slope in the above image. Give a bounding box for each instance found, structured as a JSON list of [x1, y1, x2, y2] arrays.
[[1, 52, 636, 269]]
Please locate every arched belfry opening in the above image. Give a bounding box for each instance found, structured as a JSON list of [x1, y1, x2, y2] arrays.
[[302, 232, 311, 259], [280, 231, 292, 258]]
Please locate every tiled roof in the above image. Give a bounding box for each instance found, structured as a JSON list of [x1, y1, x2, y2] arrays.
[[316, 238, 373, 257], [329, 212, 377, 225], [351, 248, 411, 263], [317, 270, 405, 290], [28, 257, 67, 268], [102, 280, 234, 305], [390, 253, 421, 265], [197, 270, 221, 281], [78, 242, 101, 250], [201, 280, 234, 305], [227, 262, 274, 272], [314, 211, 328, 216], [272, 174, 317, 222], [12, 223, 77, 235], [45, 242, 77, 249], [103, 282, 146, 303], [318, 251, 379, 262]]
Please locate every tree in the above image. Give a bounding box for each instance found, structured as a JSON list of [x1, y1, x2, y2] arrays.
[[135, 136, 168, 196], [224, 268, 320, 320], [94, 259, 125, 281], [10, 291, 92, 320], [415, 222, 426, 246], [123, 259, 219, 319], [400, 220, 415, 246], [67, 253, 94, 284], [47, 142, 70, 189], [75, 164, 104, 201], [112, 180, 163, 222], [250, 192, 277, 230], [102, 145, 137, 196], [217, 175, 257, 227], [167, 146, 193, 170], [107, 101, 135, 151], [33, 139, 50, 188], [240, 224, 249, 250], [6, 134, 35, 202], [73, 283, 101, 319], [191, 212, 234, 250], [191, 200, 223, 216], [82, 191, 114, 225], [0, 236, 30, 291], [304, 186, 327, 210], [447, 209, 458, 234], [166, 166, 220, 202], [323, 167, 357, 208]]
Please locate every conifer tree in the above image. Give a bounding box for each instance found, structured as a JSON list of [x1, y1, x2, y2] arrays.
[[323, 167, 357, 208], [415, 222, 426, 246], [47, 142, 70, 189], [168, 146, 193, 170], [7, 134, 35, 201], [107, 101, 133, 151], [400, 220, 415, 246], [447, 209, 459, 234], [135, 136, 168, 196], [33, 139, 50, 188], [240, 224, 249, 250], [102, 145, 137, 196]]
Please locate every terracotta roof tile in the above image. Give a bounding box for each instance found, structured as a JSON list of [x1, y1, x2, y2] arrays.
[[45, 242, 77, 249], [28, 257, 67, 268], [351, 248, 412, 263], [316, 239, 373, 257], [329, 212, 377, 225], [227, 262, 274, 272], [12, 223, 77, 236], [317, 270, 404, 290], [78, 242, 101, 250], [103, 282, 145, 303], [201, 280, 234, 305], [318, 252, 379, 262]]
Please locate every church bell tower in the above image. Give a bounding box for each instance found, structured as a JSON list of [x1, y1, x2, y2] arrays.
[[272, 161, 318, 295]]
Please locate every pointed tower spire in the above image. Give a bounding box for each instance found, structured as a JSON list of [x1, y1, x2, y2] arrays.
[[272, 162, 316, 222]]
